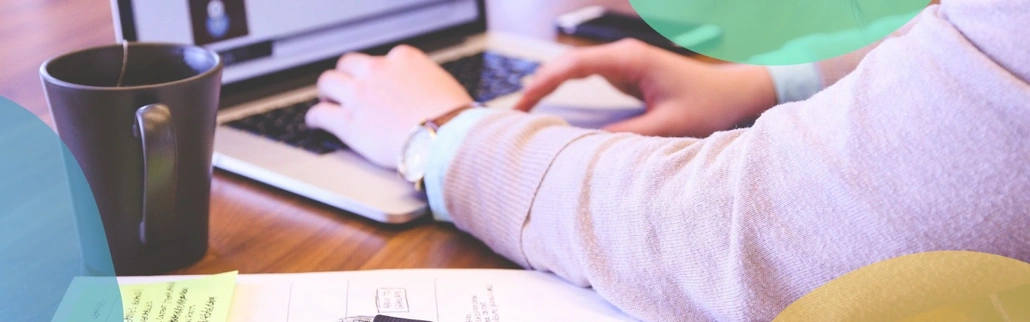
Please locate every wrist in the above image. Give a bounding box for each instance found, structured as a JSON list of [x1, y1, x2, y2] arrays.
[[720, 64, 778, 123], [422, 108, 499, 222], [397, 101, 481, 191], [764, 63, 822, 105]]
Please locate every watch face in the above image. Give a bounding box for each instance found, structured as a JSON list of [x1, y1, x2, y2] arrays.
[[400, 127, 433, 183]]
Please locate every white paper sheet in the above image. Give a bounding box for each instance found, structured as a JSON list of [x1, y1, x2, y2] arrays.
[[115, 269, 636, 322]]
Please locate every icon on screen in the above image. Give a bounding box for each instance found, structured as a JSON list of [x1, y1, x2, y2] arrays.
[[190, 0, 249, 45], [206, 0, 230, 38]]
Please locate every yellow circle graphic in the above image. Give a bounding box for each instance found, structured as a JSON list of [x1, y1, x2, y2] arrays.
[[774, 251, 1030, 321]]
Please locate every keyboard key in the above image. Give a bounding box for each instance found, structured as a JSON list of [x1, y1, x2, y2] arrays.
[[440, 51, 539, 102], [226, 100, 347, 155]]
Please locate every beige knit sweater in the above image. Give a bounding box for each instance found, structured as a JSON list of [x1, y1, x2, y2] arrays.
[[439, 1, 1030, 320]]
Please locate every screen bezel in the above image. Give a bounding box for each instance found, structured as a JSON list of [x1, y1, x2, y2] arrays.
[[112, 0, 488, 108], [113, 0, 487, 44]]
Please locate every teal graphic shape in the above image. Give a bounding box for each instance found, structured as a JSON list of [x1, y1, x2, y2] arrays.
[[0, 97, 122, 321], [629, 0, 930, 65]]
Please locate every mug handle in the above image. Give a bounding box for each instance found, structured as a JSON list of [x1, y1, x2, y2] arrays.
[[134, 104, 177, 246]]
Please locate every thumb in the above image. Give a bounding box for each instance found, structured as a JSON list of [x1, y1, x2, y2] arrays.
[[305, 102, 353, 142]]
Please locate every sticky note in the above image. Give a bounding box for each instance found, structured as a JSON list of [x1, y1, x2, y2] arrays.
[[119, 271, 237, 322], [51, 271, 238, 322]]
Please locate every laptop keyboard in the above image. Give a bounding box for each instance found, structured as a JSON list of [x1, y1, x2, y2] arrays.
[[442, 52, 540, 102], [225, 51, 539, 155], [225, 97, 345, 154]]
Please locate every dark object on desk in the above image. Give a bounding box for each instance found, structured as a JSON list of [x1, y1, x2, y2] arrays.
[[371, 315, 432, 322], [344, 315, 433, 322], [225, 51, 538, 155], [41, 42, 222, 275], [556, 6, 721, 56]]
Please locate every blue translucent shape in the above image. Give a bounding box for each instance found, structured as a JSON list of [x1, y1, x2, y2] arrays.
[[0, 97, 121, 321]]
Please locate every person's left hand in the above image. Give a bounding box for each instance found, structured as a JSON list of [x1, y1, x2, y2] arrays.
[[306, 45, 473, 169]]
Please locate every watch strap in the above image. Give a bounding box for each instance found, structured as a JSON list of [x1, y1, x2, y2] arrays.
[[424, 102, 481, 131]]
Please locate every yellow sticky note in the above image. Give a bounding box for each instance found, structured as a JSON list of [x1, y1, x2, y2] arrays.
[[119, 271, 237, 322], [52, 271, 238, 322]]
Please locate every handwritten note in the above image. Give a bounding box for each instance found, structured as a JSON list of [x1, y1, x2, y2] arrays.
[[51, 271, 238, 322], [119, 271, 237, 322], [376, 288, 409, 313], [77, 269, 635, 321]]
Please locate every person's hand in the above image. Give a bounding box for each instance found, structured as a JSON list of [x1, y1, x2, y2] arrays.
[[305, 45, 473, 169], [515, 39, 778, 138]]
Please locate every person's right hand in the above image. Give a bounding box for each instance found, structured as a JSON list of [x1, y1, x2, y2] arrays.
[[514, 39, 779, 138]]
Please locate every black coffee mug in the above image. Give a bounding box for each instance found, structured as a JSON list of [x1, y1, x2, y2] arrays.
[[40, 43, 222, 275]]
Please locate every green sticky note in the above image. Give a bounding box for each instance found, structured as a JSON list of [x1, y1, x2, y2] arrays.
[[52, 271, 238, 322], [119, 271, 238, 322]]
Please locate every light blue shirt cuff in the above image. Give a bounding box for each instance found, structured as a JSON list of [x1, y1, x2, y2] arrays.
[[424, 108, 499, 222], [765, 63, 823, 104]]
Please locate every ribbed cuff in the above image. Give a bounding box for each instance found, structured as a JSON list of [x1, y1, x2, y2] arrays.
[[424, 108, 498, 222], [766, 63, 823, 104], [445, 111, 597, 267]]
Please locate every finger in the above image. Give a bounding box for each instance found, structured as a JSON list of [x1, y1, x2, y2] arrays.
[[602, 109, 677, 137], [336, 52, 377, 77], [386, 44, 426, 60], [305, 102, 354, 141], [317, 70, 356, 104], [513, 52, 589, 112], [515, 43, 646, 112]]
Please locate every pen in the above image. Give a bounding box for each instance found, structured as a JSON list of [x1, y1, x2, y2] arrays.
[[342, 315, 433, 322]]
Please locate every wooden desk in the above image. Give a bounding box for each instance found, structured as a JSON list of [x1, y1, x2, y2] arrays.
[[0, 0, 637, 274]]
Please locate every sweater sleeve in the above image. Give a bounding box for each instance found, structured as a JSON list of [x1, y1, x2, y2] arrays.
[[815, 12, 923, 88], [442, 5, 1030, 321], [758, 12, 926, 105]]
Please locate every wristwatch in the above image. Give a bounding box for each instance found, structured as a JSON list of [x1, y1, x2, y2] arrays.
[[397, 102, 479, 191]]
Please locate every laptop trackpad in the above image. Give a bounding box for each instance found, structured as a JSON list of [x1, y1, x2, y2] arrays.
[[532, 75, 645, 129]]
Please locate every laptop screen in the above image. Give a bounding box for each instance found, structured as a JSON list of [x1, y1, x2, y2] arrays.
[[118, 0, 480, 84]]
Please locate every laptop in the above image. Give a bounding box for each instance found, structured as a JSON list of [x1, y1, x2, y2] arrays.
[[111, 0, 642, 223]]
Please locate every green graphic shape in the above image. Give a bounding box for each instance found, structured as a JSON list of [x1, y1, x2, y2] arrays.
[[0, 97, 121, 321], [629, 0, 930, 65]]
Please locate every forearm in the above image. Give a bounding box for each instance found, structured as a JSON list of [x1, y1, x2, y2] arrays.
[[434, 103, 1024, 321], [437, 110, 812, 321], [426, 110, 599, 263], [487, 115, 779, 321]]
